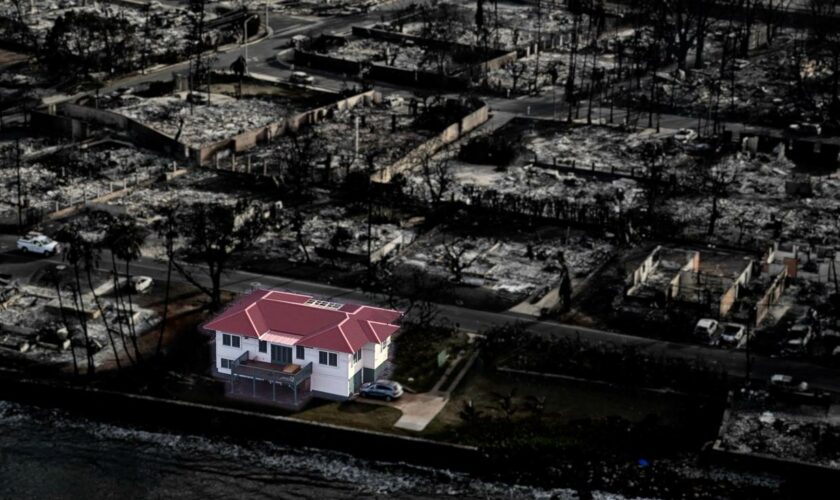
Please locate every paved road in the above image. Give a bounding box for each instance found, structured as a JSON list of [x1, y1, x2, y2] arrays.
[[5, 3, 838, 392], [2, 234, 839, 393]]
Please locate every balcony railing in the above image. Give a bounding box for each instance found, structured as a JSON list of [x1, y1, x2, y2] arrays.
[[230, 351, 313, 387]]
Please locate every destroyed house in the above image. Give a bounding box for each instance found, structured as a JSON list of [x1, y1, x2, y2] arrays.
[[203, 289, 402, 409], [763, 241, 840, 283], [627, 246, 754, 318]]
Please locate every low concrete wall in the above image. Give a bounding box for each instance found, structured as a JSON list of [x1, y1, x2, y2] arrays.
[[373, 103, 489, 182], [709, 436, 840, 483], [0, 376, 485, 472], [755, 269, 787, 326], [628, 246, 662, 290], [194, 89, 377, 166], [45, 171, 161, 221], [30, 110, 87, 140], [54, 103, 190, 160], [352, 26, 518, 85]]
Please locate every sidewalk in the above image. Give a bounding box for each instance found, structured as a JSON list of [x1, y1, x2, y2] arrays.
[[391, 393, 449, 431]]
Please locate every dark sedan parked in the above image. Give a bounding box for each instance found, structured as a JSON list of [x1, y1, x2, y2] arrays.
[[359, 380, 404, 401]]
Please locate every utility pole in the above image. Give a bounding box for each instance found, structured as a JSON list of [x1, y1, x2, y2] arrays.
[[354, 115, 360, 160], [243, 17, 249, 61], [15, 139, 23, 232]]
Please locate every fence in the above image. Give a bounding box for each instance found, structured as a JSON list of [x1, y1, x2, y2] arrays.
[[372, 103, 489, 182], [195, 88, 378, 166], [45, 167, 170, 221]]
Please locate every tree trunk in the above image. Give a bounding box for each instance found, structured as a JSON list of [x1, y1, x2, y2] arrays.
[[54, 280, 79, 377], [124, 259, 142, 362], [71, 266, 95, 375], [708, 194, 720, 237], [110, 254, 135, 365], [155, 244, 174, 359], [695, 23, 707, 69], [86, 267, 121, 370]]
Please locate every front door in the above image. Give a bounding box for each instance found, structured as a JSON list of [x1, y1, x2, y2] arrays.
[[271, 345, 292, 365]]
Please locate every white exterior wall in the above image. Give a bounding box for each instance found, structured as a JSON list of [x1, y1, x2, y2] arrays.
[[215, 331, 247, 375], [376, 338, 391, 366], [362, 344, 377, 369], [311, 350, 352, 397], [214, 329, 387, 398], [361, 339, 391, 370]]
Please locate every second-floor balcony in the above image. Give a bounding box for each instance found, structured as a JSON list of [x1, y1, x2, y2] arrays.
[[228, 351, 313, 408]]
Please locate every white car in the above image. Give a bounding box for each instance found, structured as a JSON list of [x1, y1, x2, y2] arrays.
[[132, 276, 153, 293], [694, 318, 719, 341], [674, 128, 698, 142], [770, 374, 808, 392], [118, 276, 154, 293], [719, 323, 746, 347], [17, 233, 60, 256], [289, 71, 315, 85]]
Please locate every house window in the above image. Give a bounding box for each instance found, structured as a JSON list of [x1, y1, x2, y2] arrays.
[[319, 351, 338, 366], [259, 341, 267, 353], [353, 350, 362, 363], [222, 334, 240, 348], [296, 346, 305, 360], [221, 358, 231, 369]]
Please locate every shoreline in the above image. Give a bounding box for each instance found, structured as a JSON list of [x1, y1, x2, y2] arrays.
[[0, 372, 485, 473]]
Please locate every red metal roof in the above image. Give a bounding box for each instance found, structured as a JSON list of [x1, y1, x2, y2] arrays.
[[203, 290, 402, 353]]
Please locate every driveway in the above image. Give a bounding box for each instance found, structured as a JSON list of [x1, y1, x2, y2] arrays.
[[360, 392, 448, 432]]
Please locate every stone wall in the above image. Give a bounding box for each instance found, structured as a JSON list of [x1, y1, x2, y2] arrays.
[[373, 102, 489, 182]]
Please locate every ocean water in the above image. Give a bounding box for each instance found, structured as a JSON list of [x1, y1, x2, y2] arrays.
[[0, 400, 587, 500]]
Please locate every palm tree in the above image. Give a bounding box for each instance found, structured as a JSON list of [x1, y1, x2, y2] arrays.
[[43, 264, 78, 377], [153, 205, 177, 359], [56, 223, 95, 375], [81, 229, 123, 370], [100, 215, 134, 364], [104, 215, 146, 362]]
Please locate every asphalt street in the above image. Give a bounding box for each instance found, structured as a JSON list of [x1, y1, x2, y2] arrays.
[[2, 1, 837, 392], [2, 234, 839, 393]]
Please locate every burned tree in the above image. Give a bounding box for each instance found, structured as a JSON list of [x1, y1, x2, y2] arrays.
[[503, 60, 528, 94], [418, 2, 468, 74], [695, 157, 741, 238], [282, 129, 323, 203], [43, 10, 138, 79], [418, 148, 454, 206], [169, 201, 268, 311], [441, 238, 481, 283]]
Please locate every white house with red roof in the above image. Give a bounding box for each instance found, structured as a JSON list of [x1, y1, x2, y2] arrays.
[[203, 288, 402, 408]]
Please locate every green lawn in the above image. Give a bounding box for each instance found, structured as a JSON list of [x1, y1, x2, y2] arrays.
[[294, 400, 403, 432], [422, 367, 718, 458], [391, 324, 470, 392]]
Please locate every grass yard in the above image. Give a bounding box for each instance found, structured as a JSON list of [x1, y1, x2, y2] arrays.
[[390, 324, 471, 392], [423, 367, 720, 459], [294, 400, 403, 432]]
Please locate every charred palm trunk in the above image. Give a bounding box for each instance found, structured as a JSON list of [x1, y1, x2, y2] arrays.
[[54, 280, 79, 377], [71, 266, 95, 375], [155, 240, 174, 359], [124, 259, 142, 362], [110, 254, 135, 365], [86, 266, 122, 370]]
